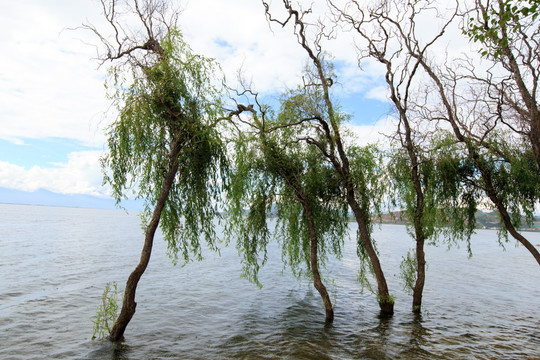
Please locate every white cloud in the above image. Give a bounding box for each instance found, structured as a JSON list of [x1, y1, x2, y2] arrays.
[[345, 116, 397, 147], [0, 0, 390, 147], [0, 1, 111, 146], [0, 0, 474, 199], [365, 85, 390, 102], [0, 151, 106, 196], [180, 0, 307, 94]]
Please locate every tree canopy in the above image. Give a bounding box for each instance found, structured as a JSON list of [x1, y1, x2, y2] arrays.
[[102, 29, 228, 263]]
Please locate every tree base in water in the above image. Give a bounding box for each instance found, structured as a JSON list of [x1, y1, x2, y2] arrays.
[[379, 302, 394, 316]]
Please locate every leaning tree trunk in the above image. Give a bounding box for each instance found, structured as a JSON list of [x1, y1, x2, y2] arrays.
[[418, 55, 540, 267], [278, 164, 335, 323], [346, 189, 394, 315], [303, 201, 334, 323], [109, 140, 181, 342], [480, 164, 540, 267]]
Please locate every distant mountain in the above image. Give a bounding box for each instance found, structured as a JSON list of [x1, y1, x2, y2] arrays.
[[474, 210, 540, 231], [378, 209, 540, 231], [0, 187, 142, 210]]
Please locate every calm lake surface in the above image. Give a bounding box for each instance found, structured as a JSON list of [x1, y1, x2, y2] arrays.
[[1, 204, 539, 359]]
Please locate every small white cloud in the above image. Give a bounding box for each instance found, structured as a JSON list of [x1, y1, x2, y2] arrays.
[[345, 115, 397, 147], [365, 85, 390, 102]]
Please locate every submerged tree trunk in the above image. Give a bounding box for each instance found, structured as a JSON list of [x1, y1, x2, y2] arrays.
[[109, 140, 182, 342], [279, 165, 335, 323], [402, 104, 427, 313], [346, 189, 394, 316], [303, 201, 334, 323], [412, 236, 426, 313], [262, 0, 393, 317]]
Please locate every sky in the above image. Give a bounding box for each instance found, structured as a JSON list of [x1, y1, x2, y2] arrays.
[[0, 0, 467, 208]]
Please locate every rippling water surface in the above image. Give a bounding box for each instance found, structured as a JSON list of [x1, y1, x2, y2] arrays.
[[1, 204, 539, 359]]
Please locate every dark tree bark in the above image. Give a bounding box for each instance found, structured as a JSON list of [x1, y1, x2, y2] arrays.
[[109, 139, 182, 341], [417, 53, 540, 267], [412, 235, 426, 312], [346, 189, 394, 315], [303, 199, 334, 322], [262, 0, 394, 315]]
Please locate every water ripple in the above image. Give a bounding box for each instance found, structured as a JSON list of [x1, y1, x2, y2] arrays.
[[0, 205, 539, 359]]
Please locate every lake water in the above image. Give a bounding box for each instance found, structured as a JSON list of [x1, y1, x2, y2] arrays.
[[0, 204, 539, 359]]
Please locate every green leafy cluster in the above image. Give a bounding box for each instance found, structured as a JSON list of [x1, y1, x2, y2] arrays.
[[348, 145, 388, 232], [399, 250, 417, 296], [389, 132, 479, 250], [465, 0, 540, 58], [480, 134, 540, 239], [225, 129, 275, 285], [226, 88, 349, 285], [91, 282, 122, 340], [102, 29, 228, 264]]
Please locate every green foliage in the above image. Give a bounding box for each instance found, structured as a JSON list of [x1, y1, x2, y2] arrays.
[[101, 29, 228, 264], [348, 145, 388, 226], [479, 134, 540, 240], [91, 282, 121, 340], [464, 0, 540, 58], [388, 132, 478, 250], [273, 144, 348, 278], [377, 293, 395, 305], [225, 131, 275, 285], [346, 144, 391, 264], [226, 87, 349, 285], [390, 129, 539, 247], [356, 243, 376, 294], [399, 250, 417, 296]]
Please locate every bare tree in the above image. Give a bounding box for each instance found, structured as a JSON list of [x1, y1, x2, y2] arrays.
[[465, 0, 540, 171], [331, 0, 540, 266], [331, 0, 480, 313]]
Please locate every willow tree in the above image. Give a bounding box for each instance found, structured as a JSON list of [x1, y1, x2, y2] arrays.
[[87, 0, 228, 341], [226, 88, 348, 323], [413, 11, 540, 266], [331, 0, 478, 313], [262, 0, 394, 315], [332, 0, 540, 264]]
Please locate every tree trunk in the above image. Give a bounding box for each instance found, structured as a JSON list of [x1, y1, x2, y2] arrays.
[[527, 114, 540, 177], [417, 55, 540, 267], [303, 201, 334, 323], [400, 91, 427, 314], [281, 168, 335, 323], [109, 140, 182, 342], [412, 235, 426, 313], [479, 163, 540, 266], [346, 189, 394, 315]]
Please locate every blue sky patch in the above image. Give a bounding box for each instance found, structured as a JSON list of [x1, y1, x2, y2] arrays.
[[340, 94, 392, 126], [0, 137, 100, 169], [214, 38, 233, 48]]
